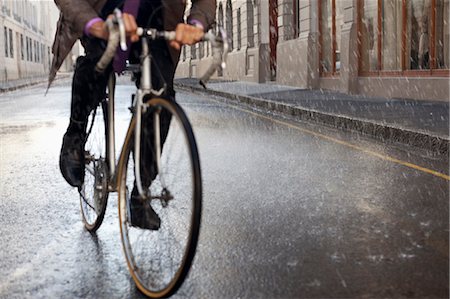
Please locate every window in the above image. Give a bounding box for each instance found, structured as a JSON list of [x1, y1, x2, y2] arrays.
[[218, 3, 224, 31], [434, 0, 449, 69], [247, 1, 255, 47], [37, 42, 40, 63], [4, 27, 8, 58], [359, 0, 448, 74], [382, 0, 402, 71], [41, 44, 44, 64], [237, 8, 241, 50], [48, 47, 51, 68], [20, 34, 24, 60], [9, 28, 13, 58], [405, 0, 432, 70], [25, 37, 28, 60], [191, 45, 196, 59], [319, 0, 344, 74], [293, 0, 300, 38], [26, 37, 30, 61], [360, 0, 378, 71], [226, 0, 233, 50]]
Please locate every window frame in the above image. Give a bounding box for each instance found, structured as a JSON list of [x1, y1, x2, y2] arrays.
[[20, 33, 24, 60], [293, 0, 300, 38], [8, 28, 13, 58], [357, 0, 449, 77], [318, 0, 339, 76], [4, 26, 8, 58]]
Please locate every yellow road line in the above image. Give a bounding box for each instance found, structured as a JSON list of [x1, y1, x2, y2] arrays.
[[219, 100, 450, 181]]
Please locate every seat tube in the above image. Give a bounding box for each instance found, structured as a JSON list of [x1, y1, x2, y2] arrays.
[[107, 73, 116, 176]]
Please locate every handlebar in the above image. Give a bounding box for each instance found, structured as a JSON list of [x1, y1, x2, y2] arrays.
[[95, 9, 229, 88]]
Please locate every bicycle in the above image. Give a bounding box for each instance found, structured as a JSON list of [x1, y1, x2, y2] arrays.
[[78, 9, 228, 298]]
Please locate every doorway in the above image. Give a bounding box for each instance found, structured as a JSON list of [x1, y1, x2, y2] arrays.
[[269, 0, 278, 80]]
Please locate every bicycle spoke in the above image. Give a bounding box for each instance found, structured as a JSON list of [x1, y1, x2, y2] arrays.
[[80, 103, 109, 232]]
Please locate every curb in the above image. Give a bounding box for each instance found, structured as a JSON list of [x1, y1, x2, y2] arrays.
[[0, 74, 72, 93], [176, 83, 449, 155]]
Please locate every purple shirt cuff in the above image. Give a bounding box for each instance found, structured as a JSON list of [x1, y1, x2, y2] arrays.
[[84, 17, 103, 37], [188, 19, 205, 31]]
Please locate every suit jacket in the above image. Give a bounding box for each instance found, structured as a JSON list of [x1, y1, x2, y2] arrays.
[[48, 0, 216, 86]]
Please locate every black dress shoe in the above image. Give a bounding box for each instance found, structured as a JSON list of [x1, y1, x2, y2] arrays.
[[59, 131, 85, 188], [130, 192, 161, 230]]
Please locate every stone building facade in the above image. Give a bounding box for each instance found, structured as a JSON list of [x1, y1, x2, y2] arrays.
[[175, 0, 449, 101], [0, 0, 63, 82]]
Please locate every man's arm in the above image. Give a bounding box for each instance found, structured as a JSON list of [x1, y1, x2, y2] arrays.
[[168, 0, 216, 50], [188, 0, 217, 32], [54, 0, 99, 36]]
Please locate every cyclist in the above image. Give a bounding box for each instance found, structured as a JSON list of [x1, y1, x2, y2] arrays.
[[48, 0, 216, 230]]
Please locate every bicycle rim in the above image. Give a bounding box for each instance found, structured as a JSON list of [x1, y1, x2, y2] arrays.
[[80, 101, 109, 232], [117, 98, 202, 298]]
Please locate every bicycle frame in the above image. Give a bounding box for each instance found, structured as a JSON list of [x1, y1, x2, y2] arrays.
[[105, 36, 164, 199], [96, 12, 228, 199]]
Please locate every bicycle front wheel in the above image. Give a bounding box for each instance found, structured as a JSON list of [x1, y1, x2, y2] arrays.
[[80, 100, 109, 232], [117, 97, 202, 298]]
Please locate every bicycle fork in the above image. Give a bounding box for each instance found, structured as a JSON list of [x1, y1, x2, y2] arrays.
[[134, 37, 165, 200]]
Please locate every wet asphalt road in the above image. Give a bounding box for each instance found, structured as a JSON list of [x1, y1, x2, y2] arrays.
[[0, 82, 448, 298]]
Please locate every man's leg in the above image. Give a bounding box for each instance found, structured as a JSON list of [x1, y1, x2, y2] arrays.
[[60, 39, 110, 188], [128, 1, 177, 229]]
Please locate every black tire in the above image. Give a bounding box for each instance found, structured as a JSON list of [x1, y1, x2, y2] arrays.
[[117, 97, 202, 298], [80, 100, 109, 232]]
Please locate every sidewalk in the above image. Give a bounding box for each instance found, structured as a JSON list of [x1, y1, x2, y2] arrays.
[[175, 78, 449, 155], [0, 73, 72, 93]]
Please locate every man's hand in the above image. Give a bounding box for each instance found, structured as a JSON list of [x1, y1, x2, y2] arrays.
[[169, 23, 204, 50], [88, 13, 139, 42]]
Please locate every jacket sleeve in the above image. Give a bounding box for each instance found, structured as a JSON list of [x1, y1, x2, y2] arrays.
[[54, 0, 99, 36], [188, 0, 216, 31]]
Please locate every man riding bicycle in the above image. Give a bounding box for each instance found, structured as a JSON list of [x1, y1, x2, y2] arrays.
[[49, 0, 215, 230]]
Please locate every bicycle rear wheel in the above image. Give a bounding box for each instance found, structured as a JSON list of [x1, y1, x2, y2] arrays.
[[117, 97, 202, 298], [80, 100, 109, 232]]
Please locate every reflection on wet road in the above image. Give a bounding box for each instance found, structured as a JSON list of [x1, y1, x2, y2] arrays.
[[0, 83, 448, 298]]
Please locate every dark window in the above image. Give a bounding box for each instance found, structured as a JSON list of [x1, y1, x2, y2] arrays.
[[20, 34, 24, 60], [9, 28, 13, 58], [237, 8, 241, 50], [26, 37, 29, 61], [294, 0, 300, 38], [4, 27, 8, 58], [226, 0, 233, 50], [191, 45, 197, 59], [25, 37, 28, 60], [247, 1, 255, 47], [48, 47, 51, 69]]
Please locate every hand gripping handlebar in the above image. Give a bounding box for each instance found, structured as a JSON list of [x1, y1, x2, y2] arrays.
[[95, 9, 229, 88], [95, 9, 126, 73]]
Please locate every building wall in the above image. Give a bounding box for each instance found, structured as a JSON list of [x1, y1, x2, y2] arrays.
[[0, 0, 67, 82], [276, 0, 449, 101], [178, 0, 449, 101]]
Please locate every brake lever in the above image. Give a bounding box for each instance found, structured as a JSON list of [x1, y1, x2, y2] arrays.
[[198, 28, 229, 89], [113, 8, 127, 51]]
